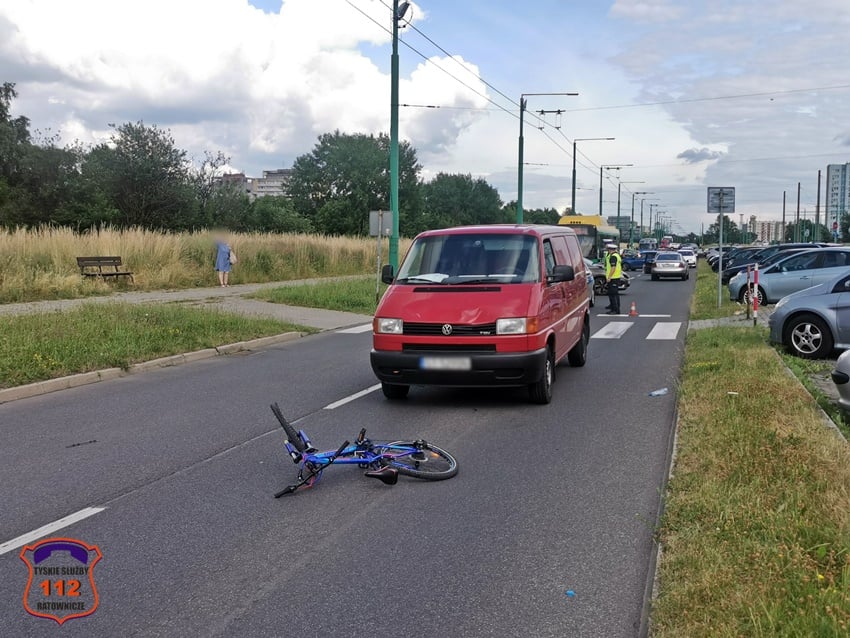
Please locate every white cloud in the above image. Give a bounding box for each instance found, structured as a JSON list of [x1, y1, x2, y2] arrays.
[[609, 0, 683, 23], [0, 0, 488, 171]]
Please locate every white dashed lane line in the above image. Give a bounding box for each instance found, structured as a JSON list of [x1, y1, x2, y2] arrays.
[[323, 384, 382, 410], [0, 507, 107, 556]]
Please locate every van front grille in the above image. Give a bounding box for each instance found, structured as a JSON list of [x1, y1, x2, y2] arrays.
[[403, 322, 498, 336]]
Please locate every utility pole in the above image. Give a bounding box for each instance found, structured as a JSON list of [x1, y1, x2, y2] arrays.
[[816, 169, 822, 241], [598, 164, 630, 217], [571, 137, 614, 217], [517, 92, 578, 223], [389, 0, 410, 270], [796, 181, 801, 242], [782, 191, 786, 241], [516, 97, 526, 223], [630, 190, 650, 247]]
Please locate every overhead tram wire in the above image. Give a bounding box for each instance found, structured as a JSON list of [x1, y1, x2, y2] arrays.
[[345, 0, 619, 193]]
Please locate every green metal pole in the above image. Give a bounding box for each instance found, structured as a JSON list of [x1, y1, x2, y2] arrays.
[[629, 192, 635, 247], [516, 98, 526, 223], [571, 140, 577, 217], [388, 0, 401, 270]]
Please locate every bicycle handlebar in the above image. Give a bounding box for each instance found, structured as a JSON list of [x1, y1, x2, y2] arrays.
[[332, 441, 350, 459]]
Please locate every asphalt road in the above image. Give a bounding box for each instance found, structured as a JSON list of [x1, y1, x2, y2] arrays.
[[0, 270, 695, 638]]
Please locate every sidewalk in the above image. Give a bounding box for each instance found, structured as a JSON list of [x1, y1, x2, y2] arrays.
[[0, 276, 373, 331]]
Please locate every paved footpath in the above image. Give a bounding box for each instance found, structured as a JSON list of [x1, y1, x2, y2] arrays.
[[0, 276, 373, 331]]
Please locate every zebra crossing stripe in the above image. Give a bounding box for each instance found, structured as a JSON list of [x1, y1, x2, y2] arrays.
[[590, 322, 633, 339], [646, 322, 682, 340]]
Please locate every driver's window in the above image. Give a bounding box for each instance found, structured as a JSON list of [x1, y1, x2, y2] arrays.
[[542, 240, 556, 277]]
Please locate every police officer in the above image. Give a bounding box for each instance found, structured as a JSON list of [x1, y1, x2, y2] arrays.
[[604, 243, 622, 315]]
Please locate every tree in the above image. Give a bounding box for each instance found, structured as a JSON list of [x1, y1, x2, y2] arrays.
[[288, 131, 421, 236], [0, 82, 31, 181], [421, 173, 503, 229], [704, 214, 739, 244], [250, 196, 312, 233], [87, 122, 198, 229]]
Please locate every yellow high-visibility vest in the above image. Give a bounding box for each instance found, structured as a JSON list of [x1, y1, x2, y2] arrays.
[[605, 252, 622, 279]]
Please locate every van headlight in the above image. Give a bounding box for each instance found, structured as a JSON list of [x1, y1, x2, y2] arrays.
[[375, 318, 403, 334], [496, 318, 527, 335]]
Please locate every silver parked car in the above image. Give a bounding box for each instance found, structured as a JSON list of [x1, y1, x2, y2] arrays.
[[831, 350, 850, 411], [768, 270, 850, 358], [729, 248, 850, 305], [651, 252, 689, 281]]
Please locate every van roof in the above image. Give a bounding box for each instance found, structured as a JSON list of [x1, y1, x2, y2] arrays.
[[415, 224, 574, 238]]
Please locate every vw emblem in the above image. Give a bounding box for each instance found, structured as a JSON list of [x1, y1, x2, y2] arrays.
[[441, 324, 453, 336]]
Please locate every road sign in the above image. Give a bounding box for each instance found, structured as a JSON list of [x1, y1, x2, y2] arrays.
[[834, 221, 839, 231], [707, 187, 735, 214], [369, 211, 391, 237]]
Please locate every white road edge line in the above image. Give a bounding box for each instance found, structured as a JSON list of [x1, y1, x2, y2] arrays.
[[0, 507, 106, 556], [337, 324, 373, 334], [646, 322, 683, 340], [323, 384, 382, 410]]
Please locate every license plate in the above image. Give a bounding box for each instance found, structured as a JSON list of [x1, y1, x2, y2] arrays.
[[420, 356, 472, 371]]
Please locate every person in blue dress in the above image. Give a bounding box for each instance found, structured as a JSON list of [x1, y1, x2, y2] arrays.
[[214, 235, 234, 287]]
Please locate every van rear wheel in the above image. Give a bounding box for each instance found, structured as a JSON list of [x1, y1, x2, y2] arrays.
[[382, 383, 410, 400], [529, 346, 554, 404]]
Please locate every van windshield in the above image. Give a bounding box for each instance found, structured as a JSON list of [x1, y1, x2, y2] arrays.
[[396, 234, 541, 285]]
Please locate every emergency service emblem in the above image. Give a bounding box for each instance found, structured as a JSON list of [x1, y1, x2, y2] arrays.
[[20, 537, 102, 625]]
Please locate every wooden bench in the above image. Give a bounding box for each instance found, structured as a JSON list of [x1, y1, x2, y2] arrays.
[[76, 256, 134, 283]]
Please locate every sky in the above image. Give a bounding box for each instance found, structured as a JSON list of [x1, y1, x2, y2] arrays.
[[2, 0, 850, 234]]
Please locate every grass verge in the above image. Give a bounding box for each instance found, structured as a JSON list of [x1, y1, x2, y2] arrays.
[[690, 259, 743, 320], [0, 303, 311, 388], [0, 226, 410, 303], [250, 277, 386, 315], [781, 354, 850, 440], [652, 269, 850, 636]]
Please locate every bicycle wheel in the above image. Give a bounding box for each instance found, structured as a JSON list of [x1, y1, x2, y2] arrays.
[[372, 442, 458, 480]]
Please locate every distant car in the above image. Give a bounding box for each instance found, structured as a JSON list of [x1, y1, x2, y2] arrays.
[[651, 252, 689, 281], [621, 252, 647, 271], [729, 248, 850, 305], [583, 258, 596, 307], [642, 250, 658, 274], [678, 249, 697, 268], [769, 270, 850, 358], [831, 350, 850, 410]]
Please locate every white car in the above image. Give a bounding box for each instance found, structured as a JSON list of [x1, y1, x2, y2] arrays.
[[678, 249, 697, 268]]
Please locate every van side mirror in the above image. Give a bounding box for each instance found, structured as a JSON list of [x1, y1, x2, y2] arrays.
[[550, 264, 575, 283], [381, 264, 395, 285]]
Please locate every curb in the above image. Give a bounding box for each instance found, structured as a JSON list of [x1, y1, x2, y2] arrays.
[[0, 332, 303, 406]]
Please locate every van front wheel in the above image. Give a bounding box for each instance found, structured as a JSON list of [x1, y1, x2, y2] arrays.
[[382, 383, 410, 400], [529, 346, 554, 404]]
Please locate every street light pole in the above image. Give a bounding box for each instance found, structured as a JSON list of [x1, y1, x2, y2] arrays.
[[571, 137, 614, 216], [516, 92, 578, 223], [631, 191, 651, 247], [599, 164, 632, 217], [389, 0, 410, 270]]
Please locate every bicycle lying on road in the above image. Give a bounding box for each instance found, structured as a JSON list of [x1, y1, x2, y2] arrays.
[[270, 403, 458, 497]]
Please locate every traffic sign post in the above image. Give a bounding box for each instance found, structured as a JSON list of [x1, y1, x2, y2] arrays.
[[370, 211, 391, 303], [707, 187, 736, 309]]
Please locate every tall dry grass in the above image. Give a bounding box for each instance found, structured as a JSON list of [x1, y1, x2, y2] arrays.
[[0, 227, 411, 303]]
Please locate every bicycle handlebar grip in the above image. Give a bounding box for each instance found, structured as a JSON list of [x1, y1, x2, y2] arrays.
[[333, 441, 350, 458]]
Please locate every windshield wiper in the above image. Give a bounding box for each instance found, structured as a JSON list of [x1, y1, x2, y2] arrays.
[[396, 276, 446, 284]]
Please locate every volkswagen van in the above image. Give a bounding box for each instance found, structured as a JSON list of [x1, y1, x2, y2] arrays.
[[371, 225, 590, 404]]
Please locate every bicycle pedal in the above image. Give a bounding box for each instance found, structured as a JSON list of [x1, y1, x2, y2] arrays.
[[365, 467, 399, 486]]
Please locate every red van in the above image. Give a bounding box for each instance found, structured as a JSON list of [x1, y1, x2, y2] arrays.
[[371, 225, 590, 404]]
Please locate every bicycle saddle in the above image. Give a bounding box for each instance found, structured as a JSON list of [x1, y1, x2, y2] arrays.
[[365, 466, 399, 486]]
